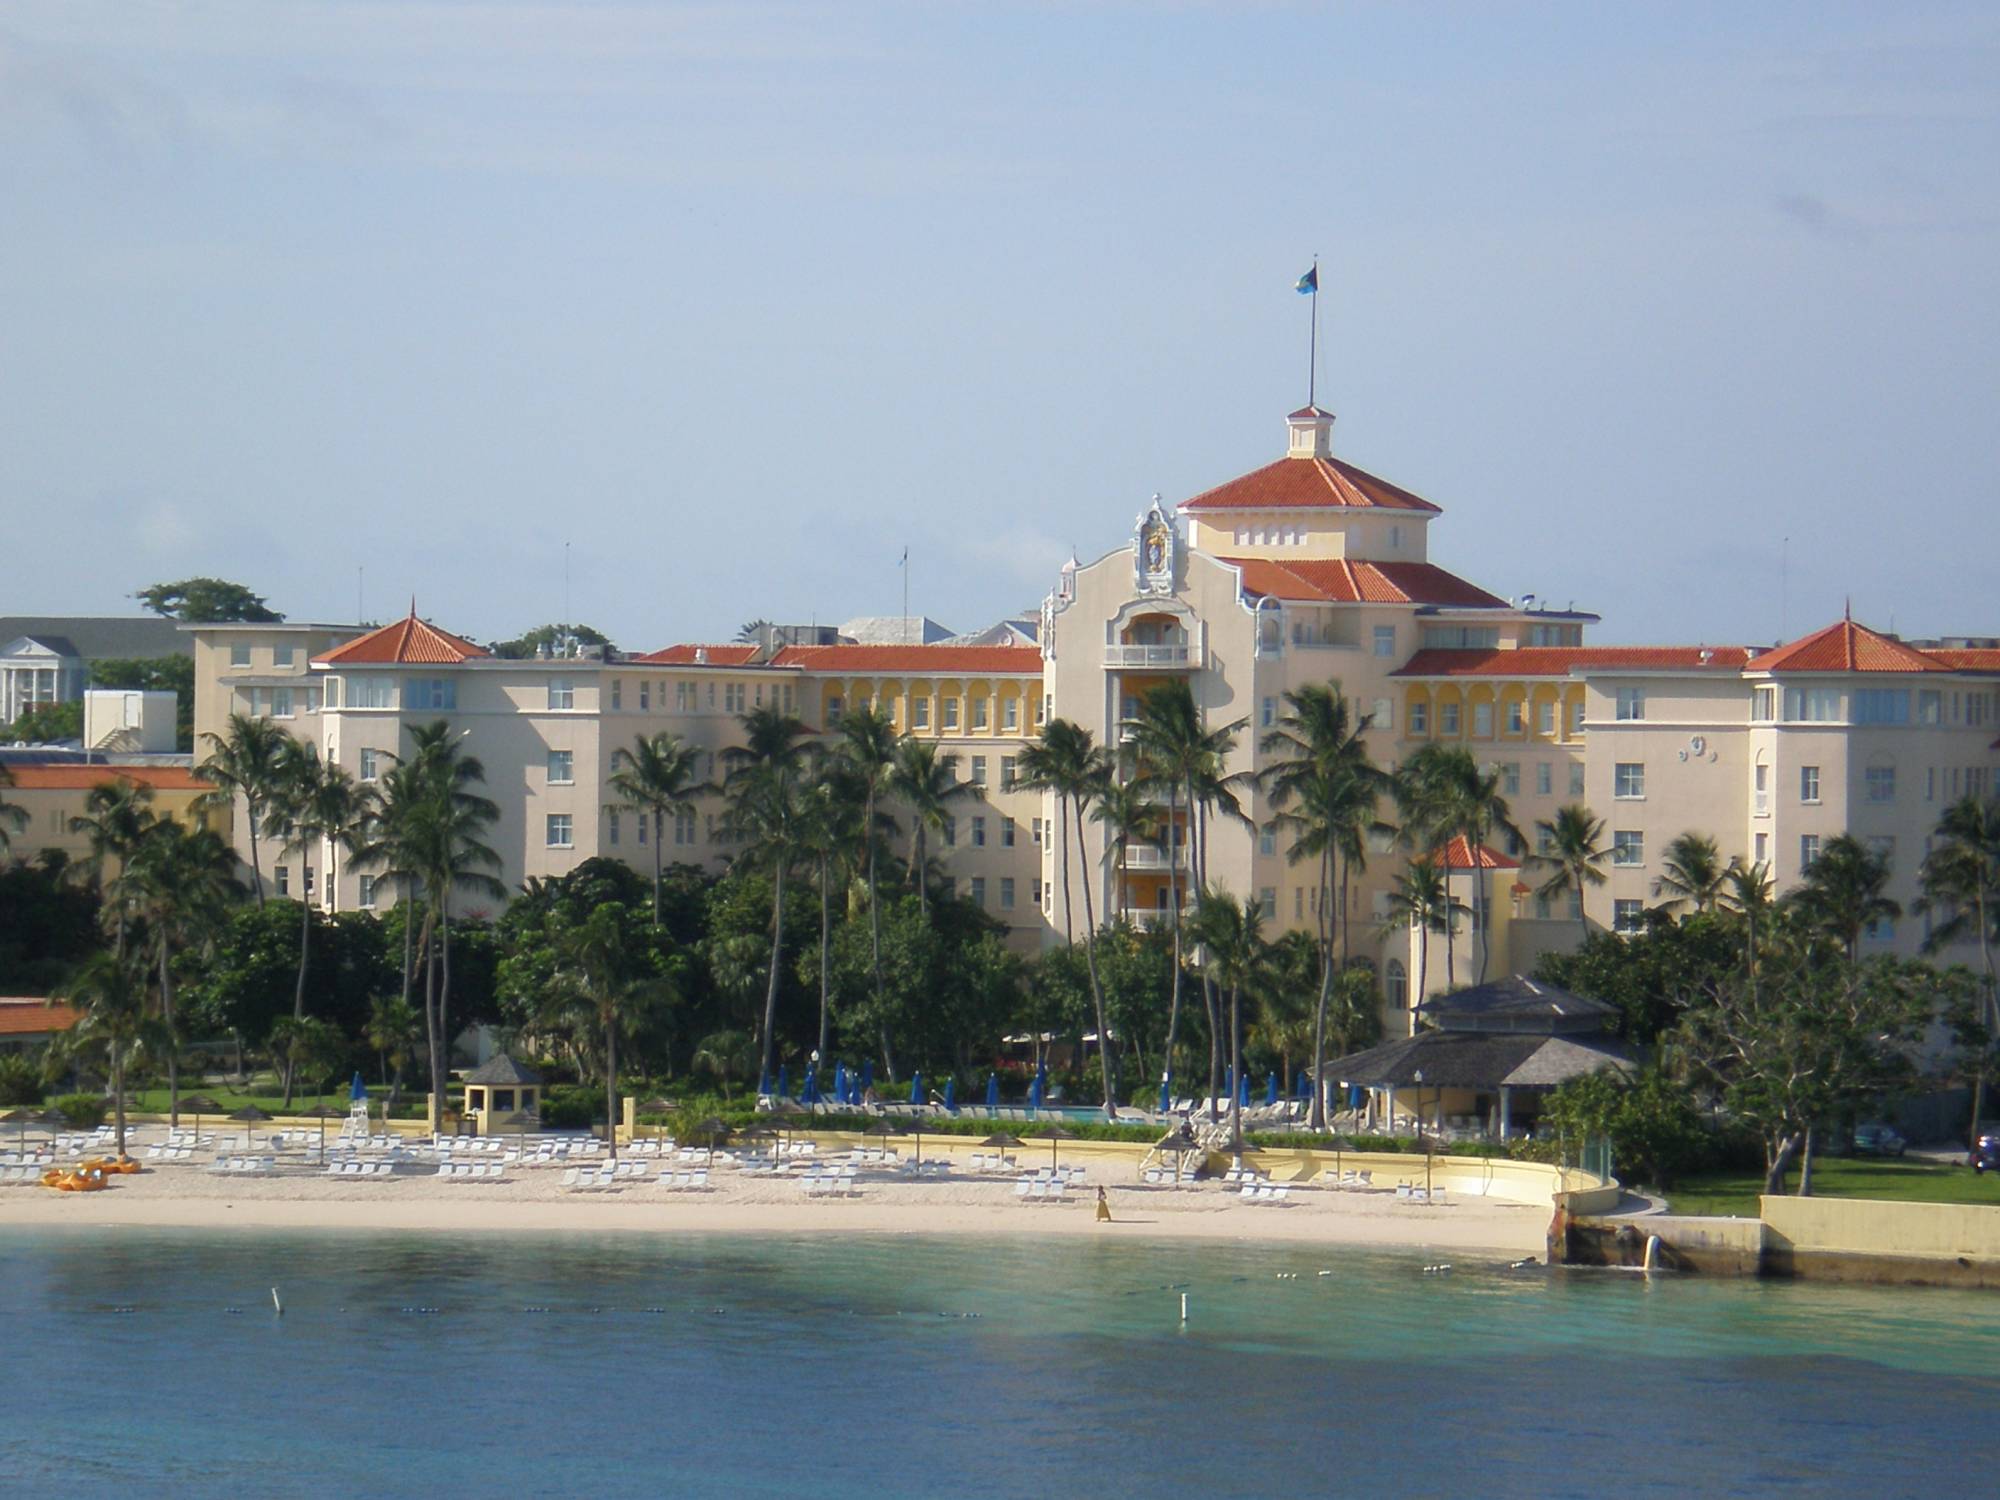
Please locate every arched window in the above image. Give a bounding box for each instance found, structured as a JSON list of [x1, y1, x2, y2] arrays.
[[1386, 959, 1408, 1009]]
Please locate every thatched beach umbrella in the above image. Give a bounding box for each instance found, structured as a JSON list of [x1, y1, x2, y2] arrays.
[[1153, 1123, 1200, 1184], [299, 1103, 345, 1162], [637, 1098, 674, 1146], [229, 1104, 273, 1154], [1029, 1122, 1075, 1172], [692, 1117, 733, 1166], [861, 1119, 901, 1163], [174, 1095, 222, 1146], [980, 1131, 1025, 1171]]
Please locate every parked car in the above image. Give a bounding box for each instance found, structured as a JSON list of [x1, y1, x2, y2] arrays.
[[1850, 1124, 1907, 1158], [1974, 1134, 2000, 1174]]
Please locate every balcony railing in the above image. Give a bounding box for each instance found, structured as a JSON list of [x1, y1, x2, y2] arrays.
[[1120, 906, 1194, 927], [1120, 844, 1180, 871], [1104, 643, 1193, 670]]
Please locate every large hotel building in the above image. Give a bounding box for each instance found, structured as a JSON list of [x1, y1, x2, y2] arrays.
[[190, 405, 2000, 1026]]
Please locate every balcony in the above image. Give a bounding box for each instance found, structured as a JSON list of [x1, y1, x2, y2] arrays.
[[1120, 906, 1194, 927], [1104, 643, 1193, 670], [1121, 844, 1180, 871]]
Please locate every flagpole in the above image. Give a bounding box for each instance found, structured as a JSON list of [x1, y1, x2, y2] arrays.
[[1308, 254, 1319, 409]]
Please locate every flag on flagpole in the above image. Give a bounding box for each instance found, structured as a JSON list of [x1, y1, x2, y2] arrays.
[[1295, 264, 1318, 295], [899, 548, 908, 568]]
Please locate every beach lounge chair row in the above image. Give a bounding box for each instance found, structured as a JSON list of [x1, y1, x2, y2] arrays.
[[1394, 1184, 1447, 1205], [325, 1160, 396, 1178], [143, 1145, 196, 1162], [435, 1162, 507, 1181], [966, 1152, 1017, 1171], [845, 1147, 901, 1165], [1140, 1166, 1196, 1187], [561, 1166, 619, 1191], [0, 1151, 54, 1168], [897, 1158, 953, 1178], [1015, 1177, 1070, 1204], [1240, 1183, 1294, 1205], [656, 1169, 712, 1191], [1221, 1166, 1267, 1186], [1320, 1169, 1373, 1190], [0, 1165, 45, 1185], [800, 1168, 863, 1197], [208, 1156, 278, 1175]]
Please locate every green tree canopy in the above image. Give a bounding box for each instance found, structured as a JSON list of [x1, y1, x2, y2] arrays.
[[136, 578, 283, 622], [488, 623, 613, 659]]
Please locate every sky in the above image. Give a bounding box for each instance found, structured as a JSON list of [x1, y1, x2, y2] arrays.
[[3, 2, 1996, 652]]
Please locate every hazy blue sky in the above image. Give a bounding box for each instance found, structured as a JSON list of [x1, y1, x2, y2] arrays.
[[4, 2, 1995, 650]]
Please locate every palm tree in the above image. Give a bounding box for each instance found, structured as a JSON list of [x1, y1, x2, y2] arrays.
[[1127, 679, 1249, 1108], [1654, 831, 1728, 913], [69, 778, 159, 958], [893, 737, 978, 919], [725, 704, 811, 1090], [1718, 857, 1775, 1000], [1381, 856, 1461, 1029], [839, 705, 903, 1060], [1259, 683, 1388, 1129], [543, 905, 672, 1160], [1530, 804, 1609, 923], [1918, 795, 2000, 1142], [1790, 832, 1900, 965], [197, 713, 291, 904], [606, 730, 703, 925], [1396, 744, 1521, 985], [1091, 777, 1160, 925], [117, 820, 240, 1125], [269, 744, 366, 1019], [365, 993, 422, 1113], [1019, 719, 1119, 1117], [1190, 889, 1272, 1156], [0, 764, 25, 856], [56, 953, 165, 1161]]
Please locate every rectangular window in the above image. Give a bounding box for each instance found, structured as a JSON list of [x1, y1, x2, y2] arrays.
[[971, 756, 987, 786], [1441, 703, 1461, 736], [1505, 701, 1524, 735], [725, 683, 746, 714], [1800, 766, 1820, 804], [608, 811, 621, 846], [1754, 832, 1768, 864], [1260, 697, 1276, 728], [1031, 817, 1043, 847], [972, 815, 987, 847], [1613, 899, 1644, 934], [1918, 690, 1942, 726], [1753, 686, 1777, 722], [276, 865, 290, 896], [1865, 766, 1896, 803], [943, 817, 957, 848], [359, 749, 380, 782], [972, 697, 989, 731], [1926, 767, 1936, 802], [970, 876, 986, 908], [1799, 834, 1821, 870], [1002, 817, 1016, 848], [1373, 625, 1396, 658], [1615, 687, 1646, 721], [1537, 701, 1555, 736], [1258, 823, 1277, 856], [352, 676, 395, 709], [826, 694, 844, 724], [637, 813, 647, 845], [1853, 689, 1910, 725], [305, 687, 321, 714], [640, 681, 652, 712], [1258, 887, 1277, 922], [1570, 763, 1585, 797], [1032, 877, 1043, 906], [675, 808, 696, 845], [547, 678, 575, 711], [1472, 703, 1493, 738], [407, 678, 456, 711], [1612, 831, 1644, 866], [1034, 694, 1046, 726], [1371, 698, 1393, 732], [1502, 762, 1520, 796], [1001, 755, 1016, 789], [229, 643, 251, 668], [1409, 701, 1428, 736], [611, 679, 623, 711], [942, 698, 960, 730], [912, 697, 930, 730], [999, 877, 1016, 910], [1536, 762, 1552, 796], [548, 750, 574, 784], [273, 644, 295, 668], [1614, 763, 1645, 799], [358, 874, 376, 909], [271, 686, 294, 719], [1784, 687, 1842, 722], [1003, 698, 1018, 731], [546, 814, 573, 848]]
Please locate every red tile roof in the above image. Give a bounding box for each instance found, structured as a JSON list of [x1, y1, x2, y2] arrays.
[[1227, 558, 1506, 609], [1431, 836, 1519, 871], [768, 645, 1043, 675], [318, 612, 488, 666], [0, 1000, 80, 1037], [1747, 618, 1947, 674], [1181, 455, 1442, 514], [631, 644, 762, 667], [1288, 405, 1337, 420], [4, 765, 211, 792], [1925, 648, 2000, 672], [1394, 646, 1754, 678]]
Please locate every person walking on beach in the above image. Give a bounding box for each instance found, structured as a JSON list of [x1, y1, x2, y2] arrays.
[[1095, 1186, 1112, 1223]]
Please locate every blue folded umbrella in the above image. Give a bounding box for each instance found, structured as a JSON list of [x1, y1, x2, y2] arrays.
[[777, 1065, 788, 1101], [862, 1061, 874, 1092], [943, 1078, 957, 1113], [1266, 1072, 1278, 1105], [1239, 1075, 1251, 1106], [758, 1071, 771, 1098], [350, 1071, 368, 1103], [985, 1074, 999, 1109], [909, 1070, 923, 1105], [1158, 1077, 1171, 1114]]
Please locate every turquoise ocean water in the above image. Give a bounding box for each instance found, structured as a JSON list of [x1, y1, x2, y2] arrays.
[[1, 1228, 1992, 1498]]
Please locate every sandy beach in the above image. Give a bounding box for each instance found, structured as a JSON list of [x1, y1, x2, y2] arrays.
[[0, 1152, 1549, 1254]]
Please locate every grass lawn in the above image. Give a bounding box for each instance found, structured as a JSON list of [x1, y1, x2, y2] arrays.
[[1667, 1155, 2000, 1218], [120, 1079, 434, 1120]]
